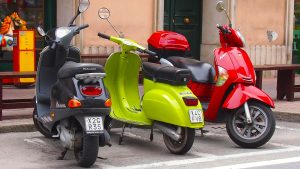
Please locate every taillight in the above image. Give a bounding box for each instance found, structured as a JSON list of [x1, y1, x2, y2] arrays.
[[80, 85, 102, 96], [183, 96, 198, 106]]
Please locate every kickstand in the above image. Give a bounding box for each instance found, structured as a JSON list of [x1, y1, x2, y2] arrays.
[[150, 127, 153, 142], [57, 148, 68, 160], [200, 129, 209, 137], [97, 156, 107, 160], [119, 123, 126, 145]]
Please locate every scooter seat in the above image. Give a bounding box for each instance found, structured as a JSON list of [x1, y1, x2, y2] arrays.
[[58, 61, 104, 79], [167, 56, 216, 84], [142, 62, 191, 85]]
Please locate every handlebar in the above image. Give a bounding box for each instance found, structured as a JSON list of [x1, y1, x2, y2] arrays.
[[98, 32, 158, 58], [144, 49, 157, 58], [77, 24, 89, 31], [216, 24, 230, 34], [98, 32, 110, 40]]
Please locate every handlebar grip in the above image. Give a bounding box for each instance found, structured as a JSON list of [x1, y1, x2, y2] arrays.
[[144, 49, 157, 57], [98, 32, 110, 40], [78, 24, 89, 30]]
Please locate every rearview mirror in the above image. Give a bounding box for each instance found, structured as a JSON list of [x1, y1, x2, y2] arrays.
[[37, 26, 46, 37], [216, 1, 225, 12], [78, 0, 90, 13], [98, 7, 110, 19]]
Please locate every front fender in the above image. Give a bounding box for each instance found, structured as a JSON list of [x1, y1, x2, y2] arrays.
[[222, 84, 274, 109]]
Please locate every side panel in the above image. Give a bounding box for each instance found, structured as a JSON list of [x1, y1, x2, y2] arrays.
[[104, 52, 152, 125], [143, 79, 204, 128], [222, 84, 275, 109]]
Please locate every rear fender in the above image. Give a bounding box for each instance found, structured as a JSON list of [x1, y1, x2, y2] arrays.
[[142, 79, 204, 129], [222, 84, 274, 109]]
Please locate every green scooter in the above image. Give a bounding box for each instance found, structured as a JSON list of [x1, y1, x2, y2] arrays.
[[97, 9, 204, 155]]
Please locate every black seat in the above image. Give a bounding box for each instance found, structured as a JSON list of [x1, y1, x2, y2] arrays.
[[58, 61, 104, 79], [167, 56, 216, 84], [142, 62, 191, 85]]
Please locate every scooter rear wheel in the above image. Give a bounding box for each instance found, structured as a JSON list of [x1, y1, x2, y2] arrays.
[[163, 127, 195, 155], [74, 131, 99, 167], [32, 107, 56, 138], [226, 101, 276, 148]]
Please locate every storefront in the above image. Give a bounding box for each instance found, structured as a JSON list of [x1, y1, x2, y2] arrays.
[[0, 0, 56, 72]]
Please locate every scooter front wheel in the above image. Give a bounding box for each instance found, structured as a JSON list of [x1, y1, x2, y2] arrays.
[[74, 131, 99, 167], [226, 101, 276, 148], [163, 127, 195, 155]]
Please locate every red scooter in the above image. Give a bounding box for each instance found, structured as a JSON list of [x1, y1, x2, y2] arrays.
[[147, 1, 275, 148]]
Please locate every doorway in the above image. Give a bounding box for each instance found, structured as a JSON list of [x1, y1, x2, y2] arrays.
[[164, 0, 202, 59]]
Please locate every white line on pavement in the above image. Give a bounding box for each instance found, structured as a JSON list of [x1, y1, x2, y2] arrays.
[[206, 156, 300, 169], [102, 145, 300, 169], [276, 125, 300, 131]]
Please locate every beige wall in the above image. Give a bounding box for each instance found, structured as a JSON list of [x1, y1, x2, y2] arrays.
[[235, 0, 286, 45], [81, 0, 155, 48]]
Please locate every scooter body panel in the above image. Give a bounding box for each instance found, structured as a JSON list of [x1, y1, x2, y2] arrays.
[[222, 84, 275, 109], [143, 79, 204, 128], [104, 52, 152, 125]]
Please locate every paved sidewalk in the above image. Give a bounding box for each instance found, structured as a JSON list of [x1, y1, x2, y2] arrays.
[[0, 76, 299, 133]]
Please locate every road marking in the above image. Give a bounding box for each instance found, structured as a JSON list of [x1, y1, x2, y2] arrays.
[[276, 125, 300, 131], [102, 145, 300, 169], [207, 156, 300, 169], [24, 138, 47, 147]]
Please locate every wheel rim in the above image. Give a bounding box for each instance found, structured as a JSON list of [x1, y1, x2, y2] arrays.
[[232, 105, 268, 140], [165, 127, 187, 150]]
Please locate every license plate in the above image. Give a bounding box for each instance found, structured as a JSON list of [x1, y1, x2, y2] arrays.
[[85, 117, 103, 133], [189, 109, 203, 123]]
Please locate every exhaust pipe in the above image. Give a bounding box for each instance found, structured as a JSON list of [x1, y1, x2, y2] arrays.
[[154, 122, 181, 141]]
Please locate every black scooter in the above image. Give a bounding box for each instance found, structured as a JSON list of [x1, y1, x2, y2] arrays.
[[33, 0, 111, 167]]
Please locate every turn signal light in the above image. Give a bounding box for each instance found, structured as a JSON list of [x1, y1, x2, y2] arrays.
[[183, 96, 198, 106], [68, 99, 81, 108], [105, 99, 112, 107]]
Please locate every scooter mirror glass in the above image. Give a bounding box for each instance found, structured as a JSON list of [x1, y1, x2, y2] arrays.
[[216, 1, 225, 12], [98, 7, 110, 19], [78, 0, 90, 13], [37, 26, 46, 37]]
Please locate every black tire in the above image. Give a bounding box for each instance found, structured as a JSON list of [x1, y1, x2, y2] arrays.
[[32, 107, 56, 138], [163, 127, 195, 155], [74, 132, 99, 168], [226, 101, 276, 148]]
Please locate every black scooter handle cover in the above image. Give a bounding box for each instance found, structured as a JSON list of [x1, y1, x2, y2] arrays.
[[77, 24, 89, 31], [98, 32, 110, 40]]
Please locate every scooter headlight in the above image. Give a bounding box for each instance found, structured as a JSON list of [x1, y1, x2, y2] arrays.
[[216, 66, 229, 86], [55, 27, 72, 39]]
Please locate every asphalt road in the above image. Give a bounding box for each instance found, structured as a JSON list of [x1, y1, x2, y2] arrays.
[[0, 121, 300, 169]]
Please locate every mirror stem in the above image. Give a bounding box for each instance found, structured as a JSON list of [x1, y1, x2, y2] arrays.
[[69, 12, 80, 26], [107, 19, 123, 38], [224, 10, 232, 28]]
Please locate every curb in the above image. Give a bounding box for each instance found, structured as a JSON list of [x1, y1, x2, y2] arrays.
[[0, 124, 36, 133], [274, 111, 300, 123], [0, 111, 299, 133]]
